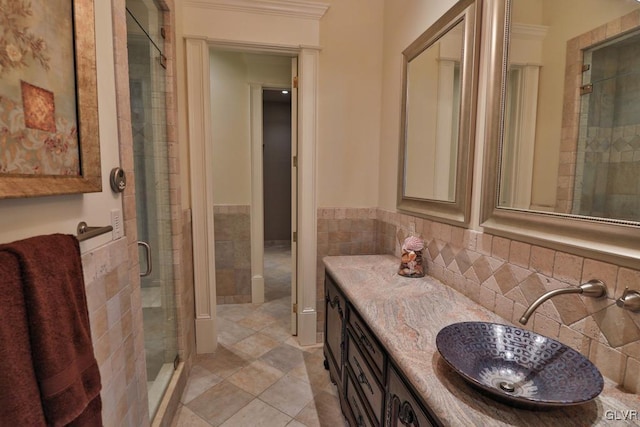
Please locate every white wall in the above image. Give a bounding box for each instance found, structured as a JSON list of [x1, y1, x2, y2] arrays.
[[210, 51, 251, 205], [316, 0, 384, 207], [177, 0, 324, 209], [0, 0, 122, 253], [178, 0, 385, 209], [209, 51, 290, 205], [378, 0, 458, 210], [181, 4, 321, 47]]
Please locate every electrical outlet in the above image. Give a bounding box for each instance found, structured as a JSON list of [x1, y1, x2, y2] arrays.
[[111, 209, 124, 239]]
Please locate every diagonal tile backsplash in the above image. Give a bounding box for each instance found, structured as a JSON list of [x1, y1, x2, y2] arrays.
[[316, 207, 640, 394]]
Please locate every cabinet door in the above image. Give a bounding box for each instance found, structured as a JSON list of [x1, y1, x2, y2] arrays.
[[324, 273, 346, 387], [387, 366, 437, 427]]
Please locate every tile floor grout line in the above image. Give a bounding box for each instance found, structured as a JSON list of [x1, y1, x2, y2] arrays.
[[172, 244, 347, 427]]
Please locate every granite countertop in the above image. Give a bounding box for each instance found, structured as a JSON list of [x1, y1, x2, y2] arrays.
[[323, 255, 640, 426]]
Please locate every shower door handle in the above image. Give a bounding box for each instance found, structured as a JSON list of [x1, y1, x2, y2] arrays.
[[138, 241, 152, 277]]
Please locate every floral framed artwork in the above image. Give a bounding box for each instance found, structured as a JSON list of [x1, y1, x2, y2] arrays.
[[0, 0, 101, 198]]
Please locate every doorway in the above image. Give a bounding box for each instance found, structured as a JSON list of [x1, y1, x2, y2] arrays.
[[263, 88, 293, 311], [209, 50, 296, 332], [185, 40, 319, 350]]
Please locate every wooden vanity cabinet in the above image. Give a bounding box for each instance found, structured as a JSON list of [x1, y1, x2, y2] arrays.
[[324, 273, 347, 394], [386, 365, 438, 427], [324, 271, 442, 427]]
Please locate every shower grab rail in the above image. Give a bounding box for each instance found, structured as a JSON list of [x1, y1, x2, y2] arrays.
[[76, 221, 113, 242]]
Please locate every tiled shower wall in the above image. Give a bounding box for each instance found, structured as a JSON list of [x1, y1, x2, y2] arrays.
[[214, 205, 252, 304], [317, 207, 640, 394], [83, 238, 149, 426], [573, 37, 640, 220], [556, 9, 640, 215], [80, 213, 194, 427]]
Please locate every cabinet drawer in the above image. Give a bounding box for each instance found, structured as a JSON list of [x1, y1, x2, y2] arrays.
[[387, 365, 438, 427], [348, 307, 384, 378], [346, 330, 384, 425], [345, 368, 375, 427]]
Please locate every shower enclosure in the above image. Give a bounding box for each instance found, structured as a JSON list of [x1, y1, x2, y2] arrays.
[[574, 30, 640, 221], [126, 0, 177, 419]]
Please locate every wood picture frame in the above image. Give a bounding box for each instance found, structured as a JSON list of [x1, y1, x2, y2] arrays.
[[0, 0, 101, 199]]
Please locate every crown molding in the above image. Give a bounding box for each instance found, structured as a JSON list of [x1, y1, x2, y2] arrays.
[[511, 23, 549, 41], [184, 0, 330, 20]]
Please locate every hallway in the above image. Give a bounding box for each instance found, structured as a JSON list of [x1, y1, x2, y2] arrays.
[[171, 244, 347, 426]]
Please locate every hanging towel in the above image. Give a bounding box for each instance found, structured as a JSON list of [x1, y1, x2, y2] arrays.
[[0, 251, 47, 426], [0, 234, 102, 427]]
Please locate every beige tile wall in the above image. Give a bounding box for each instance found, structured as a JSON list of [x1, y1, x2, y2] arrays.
[[81, 212, 193, 427], [83, 238, 149, 426], [214, 205, 252, 304], [317, 207, 640, 394]]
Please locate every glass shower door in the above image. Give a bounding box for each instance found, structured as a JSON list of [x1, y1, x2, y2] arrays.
[[125, 0, 177, 420]]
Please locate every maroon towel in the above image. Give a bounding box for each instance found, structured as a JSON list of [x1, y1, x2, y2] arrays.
[[0, 251, 47, 426], [0, 234, 102, 427]]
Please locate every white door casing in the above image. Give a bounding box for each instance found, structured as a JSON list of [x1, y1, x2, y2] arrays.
[[290, 57, 298, 336], [250, 83, 265, 305], [185, 38, 218, 354], [186, 41, 319, 350]]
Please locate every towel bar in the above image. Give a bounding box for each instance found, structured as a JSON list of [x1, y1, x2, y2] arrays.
[[76, 222, 113, 242]]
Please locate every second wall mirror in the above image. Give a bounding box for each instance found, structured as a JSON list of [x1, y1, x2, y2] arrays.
[[482, 0, 640, 267], [397, 0, 481, 225]]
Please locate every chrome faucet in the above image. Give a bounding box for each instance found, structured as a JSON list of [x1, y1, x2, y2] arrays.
[[519, 279, 607, 325]]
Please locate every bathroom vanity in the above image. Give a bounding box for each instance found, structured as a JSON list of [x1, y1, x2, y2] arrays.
[[323, 255, 640, 426]]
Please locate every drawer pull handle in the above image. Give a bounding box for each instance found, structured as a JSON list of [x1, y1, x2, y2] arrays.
[[351, 396, 365, 427], [399, 400, 418, 426], [354, 322, 376, 355], [354, 358, 374, 395]]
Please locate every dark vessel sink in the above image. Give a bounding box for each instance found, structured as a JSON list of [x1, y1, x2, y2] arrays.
[[436, 322, 604, 408]]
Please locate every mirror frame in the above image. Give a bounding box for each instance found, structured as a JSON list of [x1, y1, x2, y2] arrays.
[[397, 0, 481, 226], [481, 0, 640, 268]]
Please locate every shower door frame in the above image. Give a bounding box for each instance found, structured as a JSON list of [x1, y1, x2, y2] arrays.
[[111, 0, 188, 423]]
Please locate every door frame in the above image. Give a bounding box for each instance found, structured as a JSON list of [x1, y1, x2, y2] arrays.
[[185, 39, 319, 351], [249, 83, 266, 305]]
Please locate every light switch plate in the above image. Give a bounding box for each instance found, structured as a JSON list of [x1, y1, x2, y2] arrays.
[[111, 209, 124, 239]]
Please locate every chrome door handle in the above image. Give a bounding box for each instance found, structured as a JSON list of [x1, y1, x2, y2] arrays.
[[138, 241, 152, 277]]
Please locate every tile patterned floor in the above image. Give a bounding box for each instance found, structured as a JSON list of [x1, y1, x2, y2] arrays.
[[171, 244, 348, 427]]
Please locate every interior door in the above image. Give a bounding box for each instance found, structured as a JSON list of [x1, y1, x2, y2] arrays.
[[291, 58, 298, 335]]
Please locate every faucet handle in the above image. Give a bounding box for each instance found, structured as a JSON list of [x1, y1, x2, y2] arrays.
[[616, 287, 640, 312]]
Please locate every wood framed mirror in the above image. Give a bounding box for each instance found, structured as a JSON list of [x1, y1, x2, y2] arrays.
[[397, 0, 481, 225], [481, 0, 640, 268]]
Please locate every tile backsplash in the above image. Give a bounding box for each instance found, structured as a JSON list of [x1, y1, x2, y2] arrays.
[[317, 207, 640, 394], [213, 205, 252, 304]]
